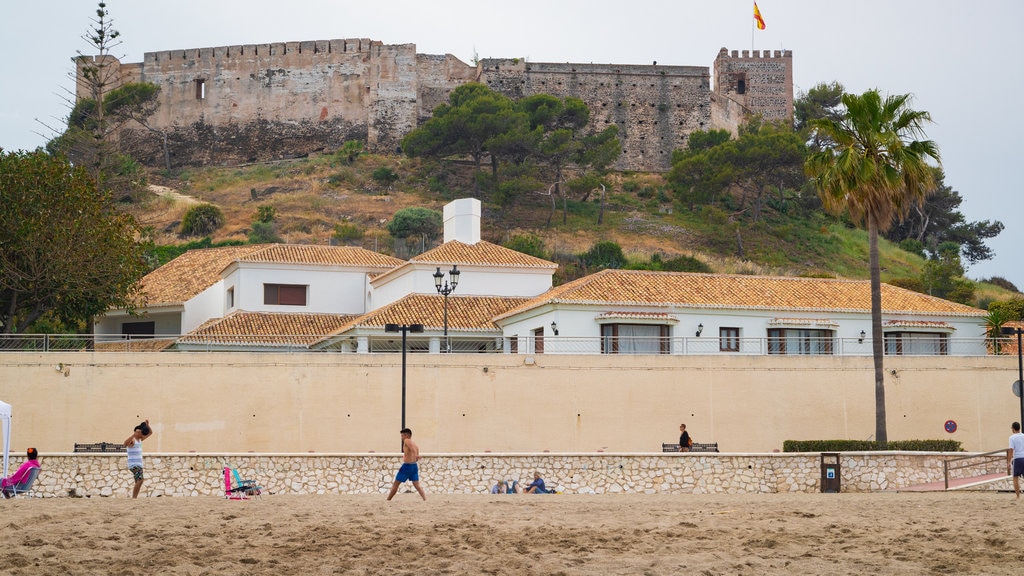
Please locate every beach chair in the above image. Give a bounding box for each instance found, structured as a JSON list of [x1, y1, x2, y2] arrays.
[[232, 468, 262, 498], [223, 467, 261, 499], [2, 467, 41, 499]]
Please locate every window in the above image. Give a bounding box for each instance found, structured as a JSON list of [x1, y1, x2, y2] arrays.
[[533, 327, 544, 354], [767, 328, 834, 355], [719, 327, 740, 352], [509, 335, 518, 354], [601, 324, 669, 354], [122, 321, 155, 338], [195, 79, 206, 100], [264, 284, 307, 306], [226, 287, 235, 309], [885, 332, 948, 356]]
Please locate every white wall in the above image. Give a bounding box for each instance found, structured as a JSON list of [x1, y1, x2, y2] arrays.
[[232, 265, 369, 314]]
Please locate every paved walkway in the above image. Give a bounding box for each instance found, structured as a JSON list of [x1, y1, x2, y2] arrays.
[[897, 472, 1008, 492]]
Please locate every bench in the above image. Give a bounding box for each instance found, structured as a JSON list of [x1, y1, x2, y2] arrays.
[[74, 442, 126, 453], [662, 442, 719, 453]]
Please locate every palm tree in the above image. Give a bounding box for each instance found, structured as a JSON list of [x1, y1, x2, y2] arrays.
[[805, 90, 940, 445]]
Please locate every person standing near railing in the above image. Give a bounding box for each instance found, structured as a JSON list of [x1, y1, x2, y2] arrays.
[[1008, 422, 1024, 499]]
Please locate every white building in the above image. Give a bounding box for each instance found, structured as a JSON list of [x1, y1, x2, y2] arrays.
[[95, 198, 989, 356]]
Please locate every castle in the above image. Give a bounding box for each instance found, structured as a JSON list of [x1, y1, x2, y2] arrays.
[[78, 39, 792, 171]]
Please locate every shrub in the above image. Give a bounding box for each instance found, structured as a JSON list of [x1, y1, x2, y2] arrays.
[[660, 255, 712, 273], [782, 439, 963, 452], [332, 222, 364, 244], [254, 205, 275, 224], [579, 241, 626, 269], [387, 207, 442, 241], [371, 167, 399, 187], [179, 203, 225, 237], [248, 221, 282, 244], [504, 234, 547, 259]]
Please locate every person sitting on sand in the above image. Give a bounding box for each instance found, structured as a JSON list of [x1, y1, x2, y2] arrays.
[[523, 471, 551, 494], [491, 479, 519, 494], [1, 447, 40, 498]]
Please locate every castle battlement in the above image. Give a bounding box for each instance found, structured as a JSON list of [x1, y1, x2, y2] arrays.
[[81, 39, 792, 171], [142, 38, 379, 65]]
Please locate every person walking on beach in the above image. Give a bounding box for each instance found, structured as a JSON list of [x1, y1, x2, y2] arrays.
[[678, 423, 692, 452], [1009, 422, 1024, 499], [387, 428, 426, 501], [124, 419, 153, 499]]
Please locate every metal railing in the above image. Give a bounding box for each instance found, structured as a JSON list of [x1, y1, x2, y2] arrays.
[[942, 449, 1009, 490], [0, 334, 1001, 356]]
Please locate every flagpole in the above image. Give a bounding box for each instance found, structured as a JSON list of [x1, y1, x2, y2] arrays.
[[751, 3, 755, 51]]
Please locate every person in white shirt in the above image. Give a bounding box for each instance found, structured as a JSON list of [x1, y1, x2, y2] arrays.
[[124, 419, 153, 499], [1008, 422, 1024, 499]]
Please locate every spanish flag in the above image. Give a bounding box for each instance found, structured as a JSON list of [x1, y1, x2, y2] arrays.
[[753, 2, 766, 30]]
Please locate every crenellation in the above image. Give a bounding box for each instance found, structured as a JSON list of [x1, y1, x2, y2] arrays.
[[87, 39, 790, 171]]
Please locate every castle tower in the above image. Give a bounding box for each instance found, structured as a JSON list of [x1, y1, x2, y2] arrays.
[[712, 48, 793, 128]]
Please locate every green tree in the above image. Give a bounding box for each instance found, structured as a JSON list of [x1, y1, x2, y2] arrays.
[[386, 207, 443, 243], [402, 83, 516, 196], [883, 168, 1002, 265], [580, 241, 626, 270], [921, 242, 974, 304], [794, 81, 845, 131], [0, 150, 147, 333], [53, 4, 160, 198], [805, 89, 940, 446]]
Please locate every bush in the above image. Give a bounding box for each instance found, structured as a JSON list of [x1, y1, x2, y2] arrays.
[[332, 222, 364, 244], [248, 221, 282, 244], [387, 207, 442, 241], [782, 439, 963, 452], [371, 167, 399, 187], [179, 203, 225, 237], [504, 234, 547, 259], [579, 241, 626, 269]]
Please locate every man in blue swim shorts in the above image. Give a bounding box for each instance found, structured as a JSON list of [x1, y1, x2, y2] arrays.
[[387, 428, 426, 501]]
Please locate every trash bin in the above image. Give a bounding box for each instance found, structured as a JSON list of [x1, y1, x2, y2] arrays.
[[820, 452, 841, 493]]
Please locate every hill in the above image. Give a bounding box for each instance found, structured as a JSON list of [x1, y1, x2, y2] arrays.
[[128, 150, 1015, 307]]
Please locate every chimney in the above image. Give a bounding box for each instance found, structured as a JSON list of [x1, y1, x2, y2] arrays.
[[443, 198, 481, 244]]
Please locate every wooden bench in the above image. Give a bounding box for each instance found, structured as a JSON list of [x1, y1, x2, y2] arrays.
[[74, 442, 126, 453], [662, 442, 719, 453]]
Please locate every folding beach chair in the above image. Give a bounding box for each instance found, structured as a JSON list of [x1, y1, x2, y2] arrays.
[[223, 467, 261, 499], [2, 466, 40, 499]]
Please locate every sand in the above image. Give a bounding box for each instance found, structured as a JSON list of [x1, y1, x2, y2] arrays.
[[1, 491, 1020, 575]]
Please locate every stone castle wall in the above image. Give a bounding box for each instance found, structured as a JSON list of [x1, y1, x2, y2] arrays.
[[81, 40, 793, 171], [16, 452, 1010, 498]]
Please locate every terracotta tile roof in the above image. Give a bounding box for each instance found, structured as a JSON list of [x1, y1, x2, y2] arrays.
[[495, 269, 987, 320], [883, 320, 953, 329], [594, 311, 680, 323], [138, 244, 405, 307], [342, 294, 530, 332], [138, 245, 262, 307], [410, 240, 557, 269], [768, 318, 840, 327], [93, 338, 177, 352], [178, 311, 360, 347], [235, 244, 405, 268]]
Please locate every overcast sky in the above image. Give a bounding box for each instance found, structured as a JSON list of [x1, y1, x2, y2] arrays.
[[2, 0, 1020, 290]]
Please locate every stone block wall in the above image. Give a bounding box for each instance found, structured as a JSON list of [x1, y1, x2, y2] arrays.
[[14, 452, 1008, 499], [82, 38, 791, 171]]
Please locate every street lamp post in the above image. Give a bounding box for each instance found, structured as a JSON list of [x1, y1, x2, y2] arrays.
[[433, 265, 460, 353], [385, 323, 424, 433], [1002, 325, 1024, 425]]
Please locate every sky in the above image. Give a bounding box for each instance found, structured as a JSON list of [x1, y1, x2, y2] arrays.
[[1, 0, 1020, 290]]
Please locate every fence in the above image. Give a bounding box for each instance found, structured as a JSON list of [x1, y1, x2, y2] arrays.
[[0, 333, 1001, 356]]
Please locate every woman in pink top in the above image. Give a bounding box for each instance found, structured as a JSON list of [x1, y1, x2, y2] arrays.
[[1, 448, 40, 496]]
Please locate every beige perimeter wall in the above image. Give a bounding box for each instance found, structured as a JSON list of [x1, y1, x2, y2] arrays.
[[0, 352, 1019, 455]]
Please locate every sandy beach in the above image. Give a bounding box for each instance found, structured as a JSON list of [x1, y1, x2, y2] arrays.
[[1, 491, 1020, 575]]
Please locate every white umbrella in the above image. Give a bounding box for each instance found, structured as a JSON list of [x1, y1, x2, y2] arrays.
[[0, 400, 10, 478]]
